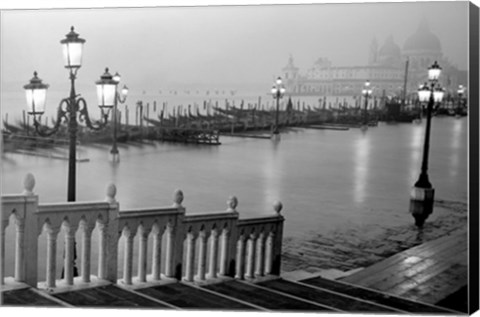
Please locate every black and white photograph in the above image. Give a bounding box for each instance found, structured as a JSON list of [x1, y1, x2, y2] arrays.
[[0, 0, 478, 315]]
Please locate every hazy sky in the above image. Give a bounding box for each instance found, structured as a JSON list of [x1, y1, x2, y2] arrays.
[[1, 2, 469, 94]]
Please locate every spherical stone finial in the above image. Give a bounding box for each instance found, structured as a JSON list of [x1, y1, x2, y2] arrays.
[[273, 201, 283, 215], [23, 173, 35, 195], [105, 183, 117, 203], [173, 189, 184, 207], [227, 196, 238, 212]]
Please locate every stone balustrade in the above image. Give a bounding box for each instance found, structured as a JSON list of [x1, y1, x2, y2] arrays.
[[0, 174, 284, 290]]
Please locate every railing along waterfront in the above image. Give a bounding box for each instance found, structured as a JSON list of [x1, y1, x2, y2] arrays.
[[0, 173, 284, 290]]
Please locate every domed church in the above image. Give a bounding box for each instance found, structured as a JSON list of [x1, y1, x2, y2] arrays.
[[282, 19, 466, 106]]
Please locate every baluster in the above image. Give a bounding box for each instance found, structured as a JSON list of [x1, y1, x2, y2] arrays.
[[255, 232, 266, 277], [138, 227, 151, 283], [46, 227, 60, 288], [219, 229, 229, 276], [235, 234, 246, 279], [264, 232, 274, 275], [14, 219, 25, 282], [151, 227, 163, 281], [197, 231, 208, 280], [164, 225, 175, 278], [184, 232, 197, 282], [208, 229, 219, 279], [64, 224, 78, 285], [97, 222, 107, 279], [0, 222, 7, 285], [123, 227, 136, 285], [245, 233, 257, 279], [81, 225, 94, 283]]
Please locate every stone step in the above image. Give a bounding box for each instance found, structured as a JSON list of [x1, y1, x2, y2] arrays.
[[257, 278, 403, 313], [1, 287, 66, 307], [135, 281, 258, 310], [203, 279, 336, 312], [51, 284, 171, 308], [300, 276, 456, 313]]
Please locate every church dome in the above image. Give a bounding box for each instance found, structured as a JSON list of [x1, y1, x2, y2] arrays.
[[403, 19, 442, 52], [379, 36, 401, 58]]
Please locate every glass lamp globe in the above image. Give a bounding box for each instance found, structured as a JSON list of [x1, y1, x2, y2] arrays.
[[24, 71, 49, 115]]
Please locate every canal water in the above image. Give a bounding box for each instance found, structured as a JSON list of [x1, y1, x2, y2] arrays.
[[1, 116, 468, 279]]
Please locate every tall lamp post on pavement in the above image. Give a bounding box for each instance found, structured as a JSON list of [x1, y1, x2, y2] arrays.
[[24, 27, 117, 202], [271, 76, 286, 138], [409, 61, 444, 228], [110, 72, 129, 163], [361, 80, 372, 130]]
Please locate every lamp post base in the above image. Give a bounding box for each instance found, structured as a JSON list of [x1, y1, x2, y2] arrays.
[[110, 152, 120, 163], [409, 186, 435, 228]]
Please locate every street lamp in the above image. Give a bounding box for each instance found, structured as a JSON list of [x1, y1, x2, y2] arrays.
[[361, 80, 373, 129], [109, 72, 128, 162], [409, 61, 444, 228], [24, 26, 114, 202], [271, 76, 286, 136]]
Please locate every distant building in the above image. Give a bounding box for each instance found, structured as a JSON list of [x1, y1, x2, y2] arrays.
[[282, 19, 467, 106]]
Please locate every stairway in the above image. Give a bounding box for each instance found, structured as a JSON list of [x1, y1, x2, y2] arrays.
[[1, 276, 460, 314]]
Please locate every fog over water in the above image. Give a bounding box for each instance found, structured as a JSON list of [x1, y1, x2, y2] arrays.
[[1, 2, 469, 121]]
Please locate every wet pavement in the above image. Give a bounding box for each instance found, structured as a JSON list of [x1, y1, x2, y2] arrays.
[[281, 199, 468, 274]]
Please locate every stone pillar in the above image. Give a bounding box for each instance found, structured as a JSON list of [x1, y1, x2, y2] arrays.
[[105, 184, 120, 284], [184, 232, 196, 282], [197, 231, 208, 281], [22, 173, 40, 287], [0, 223, 6, 285], [245, 233, 257, 279], [219, 229, 229, 276], [208, 229, 219, 279], [164, 225, 175, 278], [97, 222, 107, 279], [255, 232, 266, 277], [271, 201, 284, 275], [123, 228, 136, 285], [163, 189, 186, 281], [46, 227, 60, 288], [235, 235, 246, 279], [151, 228, 163, 281], [264, 232, 274, 275], [81, 226, 94, 283], [14, 220, 25, 282], [64, 224, 78, 285], [138, 228, 150, 283]]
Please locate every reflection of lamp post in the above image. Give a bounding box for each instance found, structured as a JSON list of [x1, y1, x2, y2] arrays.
[[110, 72, 128, 163], [456, 84, 466, 116], [410, 61, 444, 228], [361, 80, 372, 129], [24, 27, 116, 202], [271, 77, 286, 136]]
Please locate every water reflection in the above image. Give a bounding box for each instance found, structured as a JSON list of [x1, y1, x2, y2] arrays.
[[409, 124, 424, 182], [353, 133, 371, 204], [448, 119, 464, 177], [262, 138, 282, 212]]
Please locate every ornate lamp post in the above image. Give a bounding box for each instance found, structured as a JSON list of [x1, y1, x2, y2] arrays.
[[361, 80, 372, 129], [271, 76, 286, 136], [24, 27, 116, 202], [409, 61, 444, 228], [109, 72, 128, 163]]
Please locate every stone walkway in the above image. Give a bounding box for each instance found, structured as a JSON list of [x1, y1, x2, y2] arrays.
[[281, 199, 468, 274]]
